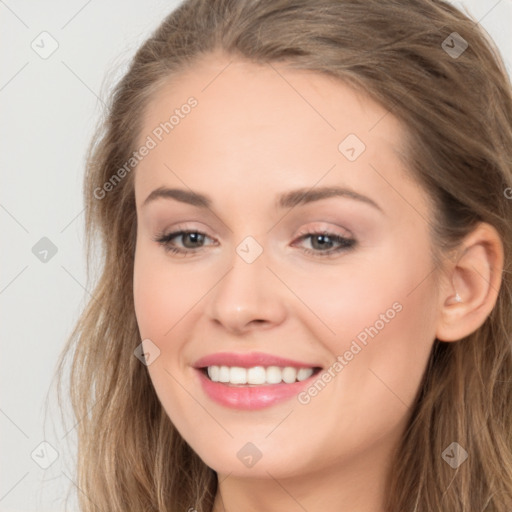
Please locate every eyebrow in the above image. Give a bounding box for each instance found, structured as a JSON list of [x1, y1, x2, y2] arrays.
[[142, 185, 383, 213]]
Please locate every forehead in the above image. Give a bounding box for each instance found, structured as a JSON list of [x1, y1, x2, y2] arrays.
[[134, 54, 418, 215], [140, 53, 404, 146]]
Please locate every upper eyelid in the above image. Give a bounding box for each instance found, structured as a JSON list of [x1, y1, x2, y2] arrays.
[[296, 224, 353, 238], [158, 229, 215, 243], [161, 219, 353, 236], [161, 226, 352, 238]]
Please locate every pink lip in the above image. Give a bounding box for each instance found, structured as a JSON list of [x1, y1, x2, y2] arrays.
[[193, 352, 321, 410], [195, 369, 319, 410], [193, 351, 318, 369]]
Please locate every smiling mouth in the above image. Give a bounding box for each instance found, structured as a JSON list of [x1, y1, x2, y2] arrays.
[[200, 365, 323, 386]]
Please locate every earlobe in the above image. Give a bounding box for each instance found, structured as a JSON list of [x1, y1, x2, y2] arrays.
[[435, 222, 504, 342]]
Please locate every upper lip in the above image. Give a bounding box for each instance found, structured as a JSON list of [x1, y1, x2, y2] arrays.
[[193, 351, 321, 369]]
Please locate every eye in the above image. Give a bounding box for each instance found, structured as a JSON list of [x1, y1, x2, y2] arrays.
[[154, 230, 216, 256], [293, 229, 356, 257], [154, 228, 356, 258]]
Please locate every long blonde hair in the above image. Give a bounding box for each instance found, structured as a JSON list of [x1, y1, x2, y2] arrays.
[[55, 1, 512, 510]]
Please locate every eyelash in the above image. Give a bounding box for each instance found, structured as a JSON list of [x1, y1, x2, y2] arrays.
[[154, 229, 356, 258]]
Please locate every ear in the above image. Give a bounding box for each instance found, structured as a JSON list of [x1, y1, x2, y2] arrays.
[[436, 222, 504, 342]]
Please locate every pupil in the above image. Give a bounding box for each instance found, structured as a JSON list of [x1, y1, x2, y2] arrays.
[[185, 233, 203, 248], [312, 234, 332, 250]]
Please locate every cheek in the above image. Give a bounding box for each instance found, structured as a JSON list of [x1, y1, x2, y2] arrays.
[[132, 246, 206, 422], [133, 246, 206, 341], [290, 241, 438, 400], [287, 242, 436, 342]]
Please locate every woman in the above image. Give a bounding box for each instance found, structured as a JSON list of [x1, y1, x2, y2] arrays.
[[57, 0, 512, 510]]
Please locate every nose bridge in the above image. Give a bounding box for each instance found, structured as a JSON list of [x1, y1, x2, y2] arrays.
[[206, 233, 286, 332]]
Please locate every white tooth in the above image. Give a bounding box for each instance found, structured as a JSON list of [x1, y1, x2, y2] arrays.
[[297, 368, 314, 381], [266, 366, 282, 384], [230, 366, 247, 384], [212, 365, 315, 385], [218, 366, 230, 383], [282, 366, 297, 384], [208, 365, 220, 382], [247, 366, 267, 385]]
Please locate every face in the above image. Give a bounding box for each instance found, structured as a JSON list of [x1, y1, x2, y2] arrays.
[[133, 53, 441, 480]]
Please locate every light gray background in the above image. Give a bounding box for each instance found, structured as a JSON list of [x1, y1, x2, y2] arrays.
[[1, 1, 511, 511]]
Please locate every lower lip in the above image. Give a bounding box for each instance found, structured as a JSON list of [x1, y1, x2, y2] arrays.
[[195, 369, 317, 410]]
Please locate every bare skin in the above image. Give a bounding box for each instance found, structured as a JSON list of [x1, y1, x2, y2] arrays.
[[132, 53, 503, 512]]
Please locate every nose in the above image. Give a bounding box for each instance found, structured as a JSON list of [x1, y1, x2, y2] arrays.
[[205, 243, 288, 335]]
